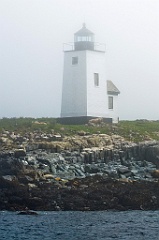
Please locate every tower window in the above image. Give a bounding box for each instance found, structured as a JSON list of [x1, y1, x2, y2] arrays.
[[72, 57, 78, 65], [94, 73, 99, 86], [108, 96, 113, 109]]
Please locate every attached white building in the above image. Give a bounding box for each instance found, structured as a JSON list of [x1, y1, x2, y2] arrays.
[[60, 24, 120, 124]]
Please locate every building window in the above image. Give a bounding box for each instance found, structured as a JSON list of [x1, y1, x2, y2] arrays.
[[94, 73, 99, 86], [108, 96, 113, 109], [72, 57, 78, 65]]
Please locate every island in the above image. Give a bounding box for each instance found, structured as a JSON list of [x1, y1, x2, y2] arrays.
[[0, 118, 159, 211]]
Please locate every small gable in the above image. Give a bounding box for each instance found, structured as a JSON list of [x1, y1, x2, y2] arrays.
[[107, 80, 120, 95]]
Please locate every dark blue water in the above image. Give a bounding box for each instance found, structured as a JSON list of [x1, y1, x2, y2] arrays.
[[0, 211, 158, 240]]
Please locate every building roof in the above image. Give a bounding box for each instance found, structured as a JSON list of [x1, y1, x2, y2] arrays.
[[74, 23, 94, 36], [107, 80, 120, 95]]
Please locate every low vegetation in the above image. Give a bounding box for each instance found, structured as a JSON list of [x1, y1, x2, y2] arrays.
[[0, 117, 159, 143]]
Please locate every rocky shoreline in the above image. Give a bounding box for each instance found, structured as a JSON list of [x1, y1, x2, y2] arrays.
[[0, 131, 159, 211]]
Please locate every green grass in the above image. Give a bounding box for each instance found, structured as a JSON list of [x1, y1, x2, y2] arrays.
[[0, 118, 159, 143], [117, 120, 159, 142]]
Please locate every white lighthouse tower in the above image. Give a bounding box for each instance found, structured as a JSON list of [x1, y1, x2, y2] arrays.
[[60, 24, 120, 124]]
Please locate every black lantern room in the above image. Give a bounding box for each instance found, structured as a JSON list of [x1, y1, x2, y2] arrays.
[[74, 23, 95, 51]]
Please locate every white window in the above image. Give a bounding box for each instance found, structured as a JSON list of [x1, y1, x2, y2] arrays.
[[77, 36, 82, 41], [94, 73, 99, 86], [108, 96, 113, 109], [81, 36, 87, 41], [72, 57, 78, 65]]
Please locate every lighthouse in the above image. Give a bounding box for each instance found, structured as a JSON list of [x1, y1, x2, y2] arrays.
[[60, 24, 120, 124]]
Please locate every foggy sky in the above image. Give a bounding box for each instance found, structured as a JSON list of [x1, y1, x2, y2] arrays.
[[0, 0, 159, 120]]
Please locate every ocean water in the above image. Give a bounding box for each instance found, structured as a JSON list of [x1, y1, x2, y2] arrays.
[[0, 211, 158, 240]]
